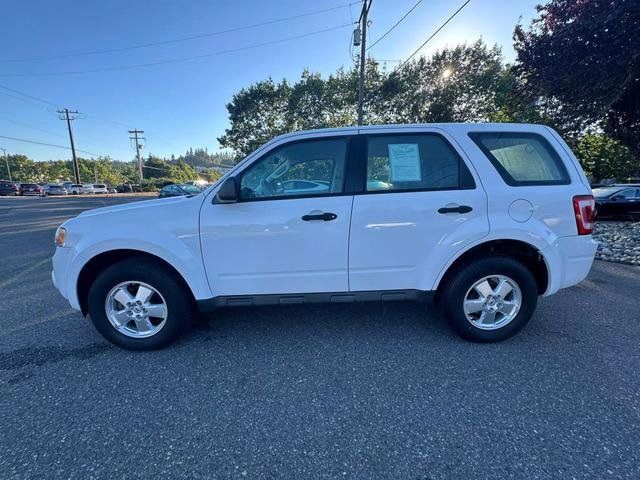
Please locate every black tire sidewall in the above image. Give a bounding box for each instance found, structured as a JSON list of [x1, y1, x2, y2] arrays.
[[88, 259, 191, 350], [443, 256, 538, 342]]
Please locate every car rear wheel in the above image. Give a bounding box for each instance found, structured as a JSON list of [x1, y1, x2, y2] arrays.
[[441, 256, 538, 342], [87, 258, 192, 350]]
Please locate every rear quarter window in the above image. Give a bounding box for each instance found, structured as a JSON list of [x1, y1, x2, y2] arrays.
[[469, 132, 570, 186]]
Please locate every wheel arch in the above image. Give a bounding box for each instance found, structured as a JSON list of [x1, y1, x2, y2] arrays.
[[434, 239, 550, 296], [76, 249, 196, 316]]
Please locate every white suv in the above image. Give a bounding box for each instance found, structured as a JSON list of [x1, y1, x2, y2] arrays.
[[92, 184, 108, 194], [52, 124, 597, 350]]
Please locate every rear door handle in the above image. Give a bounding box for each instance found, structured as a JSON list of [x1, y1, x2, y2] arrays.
[[437, 205, 473, 214], [301, 212, 337, 221]]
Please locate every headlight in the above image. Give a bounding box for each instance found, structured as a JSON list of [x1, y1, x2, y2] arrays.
[[55, 227, 67, 247]]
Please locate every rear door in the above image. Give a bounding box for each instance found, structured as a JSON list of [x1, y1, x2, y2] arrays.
[[348, 127, 489, 292]]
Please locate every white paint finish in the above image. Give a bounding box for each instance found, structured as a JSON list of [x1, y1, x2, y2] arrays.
[[448, 124, 588, 238], [55, 195, 211, 309], [199, 196, 353, 295], [349, 189, 490, 291], [541, 235, 598, 295], [508, 199, 534, 222], [51, 123, 597, 313]]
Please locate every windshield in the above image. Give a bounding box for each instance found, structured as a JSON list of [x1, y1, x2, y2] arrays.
[[179, 184, 201, 195], [592, 187, 622, 198]]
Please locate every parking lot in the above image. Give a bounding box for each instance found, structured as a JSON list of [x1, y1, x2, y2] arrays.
[[0, 195, 638, 479]]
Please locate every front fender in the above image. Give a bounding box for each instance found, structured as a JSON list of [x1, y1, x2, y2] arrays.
[[63, 235, 211, 310]]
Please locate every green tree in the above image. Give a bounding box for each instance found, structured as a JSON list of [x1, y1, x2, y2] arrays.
[[218, 78, 292, 156], [378, 41, 507, 124], [514, 0, 640, 158], [218, 41, 519, 155], [574, 134, 637, 182]]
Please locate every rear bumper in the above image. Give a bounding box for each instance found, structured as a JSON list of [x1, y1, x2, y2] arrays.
[[542, 235, 598, 296]]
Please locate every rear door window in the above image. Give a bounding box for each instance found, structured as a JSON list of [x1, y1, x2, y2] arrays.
[[365, 134, 475, 192], [469, 132, 570, 186]]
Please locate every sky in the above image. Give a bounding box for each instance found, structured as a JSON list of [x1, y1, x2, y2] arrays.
[[0, 0, 540, 162]]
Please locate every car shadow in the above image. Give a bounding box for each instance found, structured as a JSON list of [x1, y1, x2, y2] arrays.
[[190, 301, 454, 344]]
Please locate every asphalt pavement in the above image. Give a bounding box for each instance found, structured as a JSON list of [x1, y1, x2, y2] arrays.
[[0, 195, 638, 479]]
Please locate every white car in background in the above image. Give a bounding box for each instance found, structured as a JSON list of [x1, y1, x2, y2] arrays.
[[45, 184, 68, 196], [65, 184, 84, 195], [52, 123, 597, 350], [82, 184, 95, 194], [92, 184, 108, 194]]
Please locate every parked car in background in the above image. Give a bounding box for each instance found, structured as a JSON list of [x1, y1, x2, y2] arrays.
[[53, 123, 597, 350], [281, 179, 330, 194], [158, 183, 202, 198], [107, 187, 117, 194], [82, 184, 95, 194], [20, 183, 44, 196], [92, 184, 108, 194], [593, 184, 640, 220], [66, 184, 84, 195], [45, 184, 68, 196], [116, 183, 140, 193], [0, 180, 20, 196]]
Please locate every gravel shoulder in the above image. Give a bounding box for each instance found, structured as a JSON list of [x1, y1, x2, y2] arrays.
[[594, 221, 640, 266]]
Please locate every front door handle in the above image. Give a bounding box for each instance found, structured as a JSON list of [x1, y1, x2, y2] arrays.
[[437, 205, 473, 214], [301, 212, 337, 221]]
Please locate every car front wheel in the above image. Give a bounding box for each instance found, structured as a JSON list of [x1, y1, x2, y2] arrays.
[[441, 256, 538, 342], [87, 258, 192, 350]]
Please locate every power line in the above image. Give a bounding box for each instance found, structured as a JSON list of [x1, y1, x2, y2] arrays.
[[0, 24, 352, 77], [367, 0, 423, 51], [394, 0, 471, 72], [0, 134, 101, 156], [0, 83, 58, 107], [0, 85, 225, 168], [0, 115, 67, 139], [0, 2, 357, 63]]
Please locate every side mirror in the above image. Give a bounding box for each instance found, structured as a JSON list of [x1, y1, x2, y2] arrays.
[[213, 177, 238, 203], [611, 195, 623, 201]]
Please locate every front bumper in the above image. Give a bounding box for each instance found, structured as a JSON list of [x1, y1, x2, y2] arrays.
[[542, 235, 598, 296], [52, 246, 81, 310]]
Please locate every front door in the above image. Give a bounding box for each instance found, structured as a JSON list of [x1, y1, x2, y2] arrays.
[[200, 136, 354, 296], [348, 129, 489, 292]]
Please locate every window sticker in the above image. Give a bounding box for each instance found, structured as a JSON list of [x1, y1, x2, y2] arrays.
[[388, 143, 421, 182]]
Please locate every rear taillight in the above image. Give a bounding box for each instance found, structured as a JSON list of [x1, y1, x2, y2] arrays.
[[573, 195, 595, 235]]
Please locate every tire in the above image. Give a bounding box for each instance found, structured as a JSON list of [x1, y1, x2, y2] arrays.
[[441, 256, 538, 342], [87, 258, 192, 350]]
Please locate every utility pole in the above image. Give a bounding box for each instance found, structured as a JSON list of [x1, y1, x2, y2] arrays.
[[1, 148, 10, 181], [128, 129, 145, 183], [357, 0, 372, 126], [57, 108, 81, 184]]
